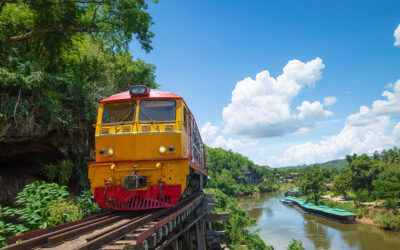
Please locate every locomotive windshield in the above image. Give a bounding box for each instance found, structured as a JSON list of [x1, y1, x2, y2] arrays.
[[139, 100, 176, 121], [102, 102, 136, 124]]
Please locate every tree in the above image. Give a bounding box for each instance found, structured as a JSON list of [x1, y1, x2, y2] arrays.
[[0, 0, 154, 55], [332, 168, 351, 199], [348, 154, 381, 192], [372, 180, 400, 209], [0, 1, 158, 131], [0, 0, 158, 190], [298, 166, 326, 204]]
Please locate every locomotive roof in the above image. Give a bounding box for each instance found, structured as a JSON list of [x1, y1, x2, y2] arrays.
[[99, 89, 183, 103]]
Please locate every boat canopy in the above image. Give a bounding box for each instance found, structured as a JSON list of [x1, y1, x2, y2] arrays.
[[285, 196, 357, 217]]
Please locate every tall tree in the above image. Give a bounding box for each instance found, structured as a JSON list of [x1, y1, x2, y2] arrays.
[[332, 168, 351, 199], [348, 154, 381, 192], [298, 166, 326, 204]]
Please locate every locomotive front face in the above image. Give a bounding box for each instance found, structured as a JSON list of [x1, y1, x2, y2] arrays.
[[88, 94, 192, 210]]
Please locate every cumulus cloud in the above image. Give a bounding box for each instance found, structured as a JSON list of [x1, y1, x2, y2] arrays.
[[296, 101, 333, 119], [265, 80, 400, 167], [394, 24, 400, 46], [200, 122, 258, 152], [222, 57, 332, 137], [323, 96, 337, 106]]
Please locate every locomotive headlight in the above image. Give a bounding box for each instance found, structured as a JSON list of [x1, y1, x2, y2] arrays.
[[159, 145, 167, 154], [107, 147, 115, 155]]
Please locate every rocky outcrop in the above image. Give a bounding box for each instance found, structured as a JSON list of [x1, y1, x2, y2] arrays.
[[0, 120, 93, 204]]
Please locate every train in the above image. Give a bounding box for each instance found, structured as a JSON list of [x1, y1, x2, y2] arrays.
[[88, 85, 208, 210]]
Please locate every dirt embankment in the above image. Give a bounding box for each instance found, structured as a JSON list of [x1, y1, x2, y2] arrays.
[[357, 217, 375, 226]]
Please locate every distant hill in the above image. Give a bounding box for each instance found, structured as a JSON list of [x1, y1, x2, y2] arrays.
[[280, 159, 348, 170]]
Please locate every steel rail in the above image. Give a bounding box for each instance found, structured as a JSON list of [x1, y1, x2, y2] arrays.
[[75, 209, 170, 250], [76, 192, 202, 250], [3, 212, 125, 250]]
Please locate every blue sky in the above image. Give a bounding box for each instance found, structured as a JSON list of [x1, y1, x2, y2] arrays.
[[130, 0, 400, 167]]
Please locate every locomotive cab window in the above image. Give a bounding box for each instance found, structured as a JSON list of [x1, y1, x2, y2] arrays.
[[102, 102, 136, 124], [139, 100, 176, 121]]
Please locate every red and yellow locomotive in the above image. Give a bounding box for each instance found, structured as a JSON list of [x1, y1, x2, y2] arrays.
[[88, 86, 207, 210]]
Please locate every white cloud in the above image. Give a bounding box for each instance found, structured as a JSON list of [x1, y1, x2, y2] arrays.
[[200, 122, 258, 152], [296, 101, 333, 119], [323, 96, 337, 106], [200, 122, 220, 145], [394, 24, 400, 46], [371, 80, 400, 116], [265, 80, 400, 167], [222, 57, 332, 137]]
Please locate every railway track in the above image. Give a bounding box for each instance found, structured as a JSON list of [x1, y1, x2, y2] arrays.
[[3, 193, 205, 250]]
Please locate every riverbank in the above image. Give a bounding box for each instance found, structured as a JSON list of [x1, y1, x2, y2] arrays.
[[239, 190, 400, 249], [318, 197, 400, 231]]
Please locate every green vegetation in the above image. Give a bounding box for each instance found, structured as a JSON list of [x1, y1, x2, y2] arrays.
[[206, 147, 309, 249], [206, 146, 278, 197], [283, 159, 348, 170], [206, 147, 278, 249], [0, 182, 101, 247], [0, 0, 158, 193], [0, 0, 157, 131], [298, 147, 400, 232], [206, 188, 271, 250], [287, 238, 305, 250], [45, 160, 74, 186], [298, 166, 326, 204], [374, 213, 400, 231]]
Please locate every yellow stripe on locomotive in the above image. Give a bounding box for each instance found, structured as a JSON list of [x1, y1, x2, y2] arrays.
[[88, 86, 207, 210]]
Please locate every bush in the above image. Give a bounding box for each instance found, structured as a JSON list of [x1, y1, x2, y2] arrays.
[[374, 214, 400, 231], [75, 190, 102, 217], [47, 200, 83, 226], [0, 181, 95, 247], [44, 160, 74, 185], [287, 238, 305, 250]]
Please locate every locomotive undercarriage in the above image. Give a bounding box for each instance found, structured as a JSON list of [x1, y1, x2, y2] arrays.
[[181, 168, 205, 199]]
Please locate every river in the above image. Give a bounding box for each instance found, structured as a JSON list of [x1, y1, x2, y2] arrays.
[[238, 191, 400, 250]]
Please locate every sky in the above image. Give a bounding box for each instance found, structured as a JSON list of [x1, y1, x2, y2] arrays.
[[130, 0, 400, 167]]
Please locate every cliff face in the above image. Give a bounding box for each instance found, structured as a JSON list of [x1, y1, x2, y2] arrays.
[[0, 120, 93, 204]]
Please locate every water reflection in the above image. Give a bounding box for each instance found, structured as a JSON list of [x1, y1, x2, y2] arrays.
[[304, 219, 330, 249], [238, 192, 400, 250]]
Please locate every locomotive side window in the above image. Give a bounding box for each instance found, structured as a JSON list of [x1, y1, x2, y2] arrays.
[[183, 107, 188, 131], [102, 102, 136, 124], [139, 100, 176, 121]]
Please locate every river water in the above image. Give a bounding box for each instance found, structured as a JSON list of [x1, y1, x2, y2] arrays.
[[238, 191, 400, 250]]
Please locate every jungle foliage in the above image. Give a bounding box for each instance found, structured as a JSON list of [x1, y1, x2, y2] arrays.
[[206, 188, 271, 250], [205, 147, 282, 249], [333, 148, 400, 205], [0, 0, 158, 193], [300, 147, 400, 231], [0, 0, 157, 143], [283, 159, 348, 170], [0, 181, 101, 247], [206, 146, 278, 197], [298, 166, 326, 204]]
